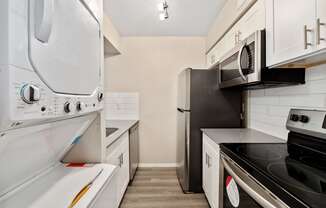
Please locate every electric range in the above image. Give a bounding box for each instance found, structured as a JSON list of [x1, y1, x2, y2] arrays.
[[220, 109, 326, 208]]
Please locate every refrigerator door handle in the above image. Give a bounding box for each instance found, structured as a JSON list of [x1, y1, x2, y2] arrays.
[[177, 108, 191, 113], [177, 108, 184, 113]]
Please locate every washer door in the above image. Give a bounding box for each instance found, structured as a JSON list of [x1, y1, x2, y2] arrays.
[[28, 0, 101, 95]]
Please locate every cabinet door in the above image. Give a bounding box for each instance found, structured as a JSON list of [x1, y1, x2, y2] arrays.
[[317, 0, 326, 50], [266, 0, 316, 66], [205, 140, 220, 208], [237, 0, 265, 42], [206, 49, 217, 68], [202, 139, 213, 206], [208, 145, 220, 208], [105, 133, 130, 205], [202, 139, 208, 193], [119, 141, 130, 199], [203, 135, 220, 208]]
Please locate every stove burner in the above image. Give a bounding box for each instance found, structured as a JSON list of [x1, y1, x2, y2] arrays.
[[267, 161, 326, 194], [236, 146, 282, 161]]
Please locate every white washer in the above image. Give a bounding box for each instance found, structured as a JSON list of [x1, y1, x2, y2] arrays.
[[0, 0, 103, 132], [0, 114, 118, 208]]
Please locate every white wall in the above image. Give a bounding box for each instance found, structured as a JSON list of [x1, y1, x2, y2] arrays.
[[105, 37, 206, 166], [248, 65, 326, 140]]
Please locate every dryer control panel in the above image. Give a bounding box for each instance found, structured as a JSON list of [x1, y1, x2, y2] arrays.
[[1, 66, 104, 131]]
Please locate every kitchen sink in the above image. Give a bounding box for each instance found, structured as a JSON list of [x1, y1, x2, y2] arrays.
[[106, 128, 118, 137]]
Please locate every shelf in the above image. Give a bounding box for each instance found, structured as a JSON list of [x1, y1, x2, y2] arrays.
[[103, 14, 121, 57]]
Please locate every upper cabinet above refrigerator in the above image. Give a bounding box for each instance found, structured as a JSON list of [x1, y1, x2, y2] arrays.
[[266, 0, 326, 68]]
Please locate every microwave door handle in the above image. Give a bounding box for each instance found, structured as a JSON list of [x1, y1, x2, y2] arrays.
[[237, 44, 247, 81]]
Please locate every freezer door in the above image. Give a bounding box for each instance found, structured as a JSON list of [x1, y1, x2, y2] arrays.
[[177, 69, 191, 110]]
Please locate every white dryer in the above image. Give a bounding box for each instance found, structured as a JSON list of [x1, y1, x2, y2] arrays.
[[0, 0, 104, 132]]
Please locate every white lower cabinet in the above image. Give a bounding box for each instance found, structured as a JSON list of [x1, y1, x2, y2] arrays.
[[106, 132, 130, 206], [202, 134, 220, 208]]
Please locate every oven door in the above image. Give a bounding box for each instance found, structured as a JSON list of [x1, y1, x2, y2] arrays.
[[219, 31, 261, 88], [221, 153, 289, 208]]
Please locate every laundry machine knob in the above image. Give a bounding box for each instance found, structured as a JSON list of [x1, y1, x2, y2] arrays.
[[76, 101, 84, 111], [64, 102, 71, 113], [98, 92, 104, 102], [21, 84, 40, 104]]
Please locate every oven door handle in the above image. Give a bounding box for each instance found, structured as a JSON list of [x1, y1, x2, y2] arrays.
[[221, 155, 288, 208], [237, 44, 247, 81]]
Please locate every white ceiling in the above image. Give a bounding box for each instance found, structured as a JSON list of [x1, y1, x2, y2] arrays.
[[103, 0, 227, 36]]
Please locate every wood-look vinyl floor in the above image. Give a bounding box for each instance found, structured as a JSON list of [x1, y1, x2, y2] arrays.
[[120, 168, 210, 208]]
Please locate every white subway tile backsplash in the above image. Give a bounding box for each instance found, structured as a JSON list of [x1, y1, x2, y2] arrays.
[[248, 65, 326, 140], [307, 65, 326, 81], [105, 92, 139, 120], [250, 95, 279, 105], [279, 94, 326, 107], [268, 106, 291, 117]]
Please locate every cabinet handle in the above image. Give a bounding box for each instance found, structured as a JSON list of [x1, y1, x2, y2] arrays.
[[237, 31, 242, 43], [304, 25, 313, 49], [205, 153, 208, 165], [316, 18, 325, 45], [235, 33, 238, 44], [118, 154, 123, 167], [210, 55, 216, 64], [207, 155, 211, 168]]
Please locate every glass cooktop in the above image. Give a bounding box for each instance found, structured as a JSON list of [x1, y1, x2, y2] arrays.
[[221, 135, 326, 208]]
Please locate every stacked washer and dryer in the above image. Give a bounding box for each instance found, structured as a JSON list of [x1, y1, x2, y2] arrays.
[[0, 0, 118, 207]]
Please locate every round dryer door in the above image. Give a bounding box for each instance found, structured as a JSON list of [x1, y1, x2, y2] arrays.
[[28, 0, 101, 95]]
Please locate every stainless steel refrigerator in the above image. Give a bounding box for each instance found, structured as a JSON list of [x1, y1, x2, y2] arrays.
[[176, 68, 243, 193]]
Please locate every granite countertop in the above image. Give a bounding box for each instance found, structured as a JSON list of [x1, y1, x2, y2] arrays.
[[105, 120, 139, 148], [201, 128, 285, 145]]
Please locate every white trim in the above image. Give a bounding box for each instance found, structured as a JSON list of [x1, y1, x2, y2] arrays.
[[138, 163, 177, 168]]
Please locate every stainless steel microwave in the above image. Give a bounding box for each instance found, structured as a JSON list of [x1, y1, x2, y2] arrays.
[[218, 30, 305, 89]]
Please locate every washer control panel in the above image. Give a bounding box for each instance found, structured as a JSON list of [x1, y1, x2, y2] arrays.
[[1, 66, 104, 131]]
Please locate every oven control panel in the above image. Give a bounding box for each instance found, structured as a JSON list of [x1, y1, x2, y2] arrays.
[[287, 109, 326, 139]]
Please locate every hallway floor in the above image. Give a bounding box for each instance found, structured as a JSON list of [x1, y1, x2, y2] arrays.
[[120, 168, 209, 208]]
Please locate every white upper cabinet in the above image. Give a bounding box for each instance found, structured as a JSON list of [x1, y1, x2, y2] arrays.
[[236, 0, 265, 42], [266, 0, 326, 67], [206, 0, 265, 68], [206, 48, 217, 69], [266, 0, 315, 67], [317, 0, 326, 50]]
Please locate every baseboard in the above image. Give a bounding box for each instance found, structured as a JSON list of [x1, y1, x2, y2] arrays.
[[138, 163, 177, 168]]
